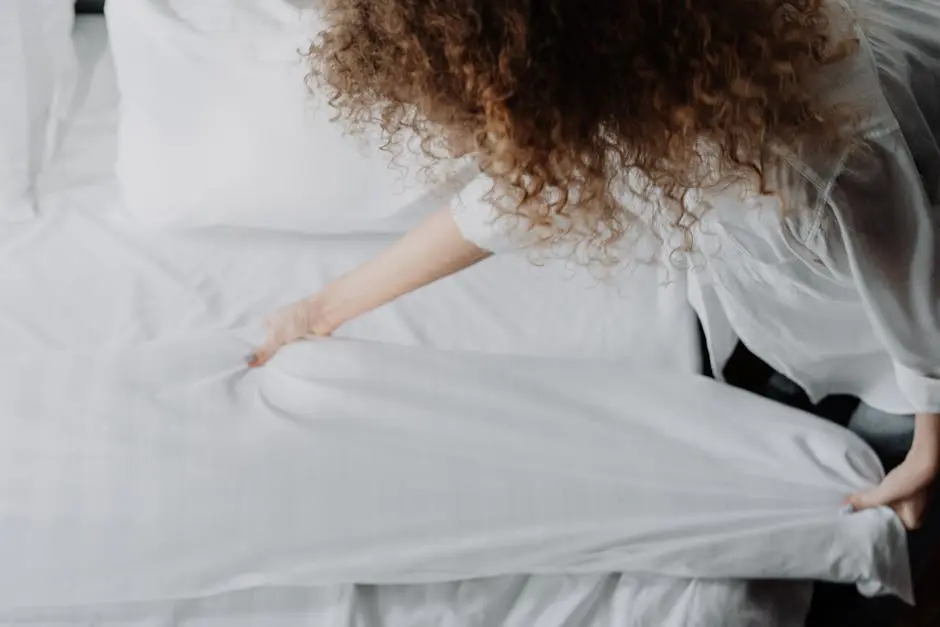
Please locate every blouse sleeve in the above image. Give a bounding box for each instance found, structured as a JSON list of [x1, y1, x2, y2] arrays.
[[449, 174, 533, 253], [826, 127, 940, 413]]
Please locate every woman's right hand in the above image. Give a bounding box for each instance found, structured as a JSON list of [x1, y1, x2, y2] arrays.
[[248, 295, 340, 367]]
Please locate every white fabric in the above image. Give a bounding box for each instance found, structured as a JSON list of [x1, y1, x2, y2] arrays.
[[451, 0, 940, 415], [106, 0, 475, 234], [40, 13, 119, 196], [0, 184, 769, 625], [0, 192, 699, 370], [0, 16, 907, 627], [0, 579, 813, 627], [451, 176, 534, 254], [0, 335, 912, 609], [0, 0, 74, 221]]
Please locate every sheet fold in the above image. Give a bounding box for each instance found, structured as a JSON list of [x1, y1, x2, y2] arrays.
[[0, 334, 911, 609]]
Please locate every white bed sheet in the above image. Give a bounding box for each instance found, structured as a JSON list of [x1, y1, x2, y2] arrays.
[[0, 579, 812, 627], [0, 16, 873, 627], [0, 334, 910, 607], [12, 16, 699, 366], [23, 18, 700, 367], [0, 189, 700, 367]]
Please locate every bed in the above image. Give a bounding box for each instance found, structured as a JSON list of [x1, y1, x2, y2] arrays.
[[0, 13, 911, 627]]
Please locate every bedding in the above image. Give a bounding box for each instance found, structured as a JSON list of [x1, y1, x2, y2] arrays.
[[0, 194, 805, 627], [0, 15, 908, 627], [0, 580, 813, 627], [0, 330, 911, 608], [0, 17, 729, 627], [24, 20, 699, 367], [106, 0, 476, 234], [0, 188, 818, 627], [0, 336, 912, 608], [0, 0, 75, 221]]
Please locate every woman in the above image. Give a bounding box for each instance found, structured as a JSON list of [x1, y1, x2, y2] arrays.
[[251, 0, 940, 530]]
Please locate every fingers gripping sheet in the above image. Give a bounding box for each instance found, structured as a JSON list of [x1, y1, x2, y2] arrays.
[[0, 335, 911, 610]]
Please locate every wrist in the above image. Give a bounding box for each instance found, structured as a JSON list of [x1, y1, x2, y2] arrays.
[[306, 288, 345, 335]]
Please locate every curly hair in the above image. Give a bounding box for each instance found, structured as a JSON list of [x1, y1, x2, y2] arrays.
[[307, 0, 858, 260]]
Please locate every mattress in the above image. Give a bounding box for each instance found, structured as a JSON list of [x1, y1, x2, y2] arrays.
[[0, 16, 891, 627]]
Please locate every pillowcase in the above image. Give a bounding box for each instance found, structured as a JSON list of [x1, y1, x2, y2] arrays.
[[107, 0, 474, 234], [0, 0, 75, 221]]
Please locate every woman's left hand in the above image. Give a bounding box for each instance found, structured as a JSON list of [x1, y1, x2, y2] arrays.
[[847, 412, 939, 530]]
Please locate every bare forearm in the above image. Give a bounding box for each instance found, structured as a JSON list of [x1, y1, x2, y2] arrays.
[[250, 209, 488, 367], [320, 209, 490, 327], [912, 412, 940, 476]]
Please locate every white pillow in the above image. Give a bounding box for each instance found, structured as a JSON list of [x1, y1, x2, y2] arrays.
[[107, 0, 473, 233], [0, 0, 74, 221]]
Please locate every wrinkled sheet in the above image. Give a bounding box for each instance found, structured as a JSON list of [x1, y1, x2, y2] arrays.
[[0, 186, 821, 627], [0, 336, 911, 609], [0, 578, 813, 627], [0, 15, 907, 627]]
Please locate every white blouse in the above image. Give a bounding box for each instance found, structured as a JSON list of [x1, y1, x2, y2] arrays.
[[449, 0, 940, 415]]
